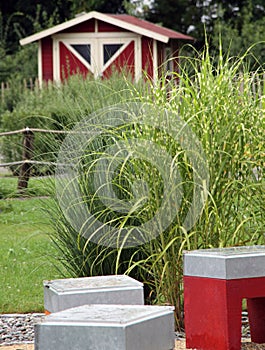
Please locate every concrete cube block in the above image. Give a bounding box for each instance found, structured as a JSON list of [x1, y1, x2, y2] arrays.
[[184, 245, 265, 279], [44, 275, 144, 313], [35, 304, 175, 350]]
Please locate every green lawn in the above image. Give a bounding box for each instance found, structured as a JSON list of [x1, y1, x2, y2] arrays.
[[0, 175, 54, 199], [0, 176, 68, 313]]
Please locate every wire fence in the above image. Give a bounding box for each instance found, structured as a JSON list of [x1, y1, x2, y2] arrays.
[[0, 127, 69, 191]]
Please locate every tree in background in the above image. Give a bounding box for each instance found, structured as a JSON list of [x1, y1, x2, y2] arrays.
[[147, 0, 202, 35], [147, 0, 265, 68], [123, 0, 151, 17], [70, 0, 125, 14], [212, 0, 265, 69], [0, 1, 71, 83], [0, 1, 71, 55], [146, 0, 265, 37]]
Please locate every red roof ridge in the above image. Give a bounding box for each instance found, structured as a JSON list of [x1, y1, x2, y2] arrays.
[[109, 13, 194, 41]]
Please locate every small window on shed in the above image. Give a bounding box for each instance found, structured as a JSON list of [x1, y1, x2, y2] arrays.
[[103, 44, 123, 64], [71, 44, 91, 64]]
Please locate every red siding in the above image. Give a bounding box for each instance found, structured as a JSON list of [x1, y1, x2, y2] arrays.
[[62, 19, 95, 33], [59, 42, 90, 80], [103, 41, 134, 79], [41, 37, 53, 81], [98, 20, 128, 32], [141, 37, 153, 79]]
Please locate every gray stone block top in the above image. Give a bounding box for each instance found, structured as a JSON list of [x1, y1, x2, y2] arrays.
[[44, 275, 143, 293], [188, 245, 265, 256], [184, 245, 265, 279], [42, 304, 174, 325]]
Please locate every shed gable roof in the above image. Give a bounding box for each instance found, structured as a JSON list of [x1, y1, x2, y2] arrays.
[[20, 11, 193, 46], [109, 14, 193, 41]]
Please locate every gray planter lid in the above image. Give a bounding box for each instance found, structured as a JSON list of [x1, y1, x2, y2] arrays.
[[44, 275, 143, 293], [40, 304, 175, 326]]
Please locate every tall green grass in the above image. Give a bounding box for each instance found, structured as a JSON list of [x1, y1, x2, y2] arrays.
[[0, 176, 68, 313], [131, 47, 265, 328]]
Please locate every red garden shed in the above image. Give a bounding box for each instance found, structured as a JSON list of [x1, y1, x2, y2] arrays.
[[20, 11, 193, 83]]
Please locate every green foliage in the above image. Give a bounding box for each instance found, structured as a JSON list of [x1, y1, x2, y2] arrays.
[[45, 46, 264, 330], [212, 1, 265, 70], [0, 10, 38, 85], [49, 202, 147, 281], [146, 0, 265, 62], [123, 0, 150, 17], [0, 10, 25, 55], [0, 3, 70, 56], [146, 0, 205, 39], [0, 174, 65, 313], [70, 0, 125, 14], [0, 196, 68, 313], [164, 46, 264, 249], [0, 176, 54, 199], [0, 4, 66, 83], [133, 46, 264, 328], [1, 74, 146, 175], [0, 77, 37, 119]]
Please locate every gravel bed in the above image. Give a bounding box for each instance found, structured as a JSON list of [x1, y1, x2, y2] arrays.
[[0, 314, 44, 346]]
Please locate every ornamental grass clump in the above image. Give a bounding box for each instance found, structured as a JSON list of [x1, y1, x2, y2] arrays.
[[47, 47, 264, 330], [131, 46, 264, 328]]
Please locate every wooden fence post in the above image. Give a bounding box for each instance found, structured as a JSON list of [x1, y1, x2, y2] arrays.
[[1, 82, 4, 103], [17, 128, 34, 192]]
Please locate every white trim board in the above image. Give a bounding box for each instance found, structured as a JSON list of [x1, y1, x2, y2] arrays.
[[153, 39, 158, 82], [38, 41, 43, 86], [20, 11, 169, 46], [53, 32, 138, 40]]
